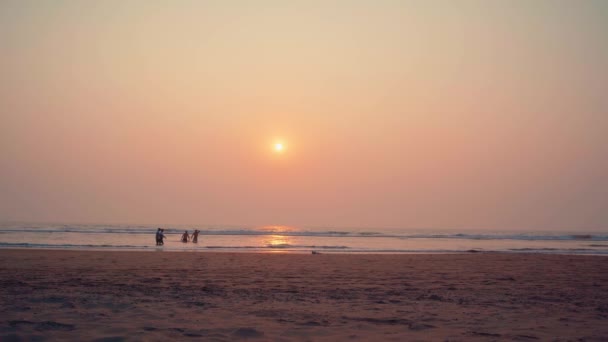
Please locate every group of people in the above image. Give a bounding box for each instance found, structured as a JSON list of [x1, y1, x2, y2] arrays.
[[155, 228, 200, 246], [155, 228, 166, 246], [181, 229, 200, 243]]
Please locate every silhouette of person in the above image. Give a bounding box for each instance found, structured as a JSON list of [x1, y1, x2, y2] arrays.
[[159, 229, 166, 245], [156, 228, 167, 246], [192, 229, 200, 243], [181, 230, 190, 243], [155, 228, 162, 246]]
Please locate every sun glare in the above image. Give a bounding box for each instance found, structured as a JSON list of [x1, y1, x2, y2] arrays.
[[269, 138, 289, 157]]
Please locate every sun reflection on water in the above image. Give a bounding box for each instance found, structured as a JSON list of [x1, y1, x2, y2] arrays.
[[260, 234, 294, 253]]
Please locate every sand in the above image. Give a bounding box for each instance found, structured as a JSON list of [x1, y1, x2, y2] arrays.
[[1, 250, 607, 341]]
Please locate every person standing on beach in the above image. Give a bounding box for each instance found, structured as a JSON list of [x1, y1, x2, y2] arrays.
[[159, 229, 166, 245], [156, 228, 166, 246], [155, 228, 162, 246], [181, 230, 190, 243], [192, 229, 200, 243]]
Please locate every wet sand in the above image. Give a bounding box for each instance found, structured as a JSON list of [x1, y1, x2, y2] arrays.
[[1, 250, 608, 341]]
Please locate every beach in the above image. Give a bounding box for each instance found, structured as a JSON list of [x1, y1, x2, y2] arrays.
[[1, 250, 607, 341]]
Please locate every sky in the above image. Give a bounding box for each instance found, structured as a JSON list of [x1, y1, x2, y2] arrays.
[[1, 0, 607, 230]]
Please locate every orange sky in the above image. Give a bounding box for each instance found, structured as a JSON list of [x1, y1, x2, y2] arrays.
[[1, 1, 607, 230]]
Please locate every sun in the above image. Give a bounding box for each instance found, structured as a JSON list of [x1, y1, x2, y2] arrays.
[[269, 138, 288, 156]]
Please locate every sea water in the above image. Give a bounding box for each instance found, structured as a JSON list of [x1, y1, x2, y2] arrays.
[[0, 222, 607, 255]]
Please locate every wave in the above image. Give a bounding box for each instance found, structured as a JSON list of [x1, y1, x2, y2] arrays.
[[1, 226, 607, 242], [1, 242, 608, 255], [265, 243, 349, 249], [0, 242, 350, 250], [0, 242, 148, 250]]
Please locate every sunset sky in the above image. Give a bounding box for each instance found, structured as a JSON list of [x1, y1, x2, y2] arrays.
[[1, 1, 607, 230]]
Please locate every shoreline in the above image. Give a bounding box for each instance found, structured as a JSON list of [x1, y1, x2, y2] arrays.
[[1, 246, 608, 256], [2, 249, 608, 340]]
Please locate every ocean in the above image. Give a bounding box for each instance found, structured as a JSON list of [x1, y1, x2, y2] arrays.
[[1, 222, 607, 255], [0, 223, 608, 255]]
